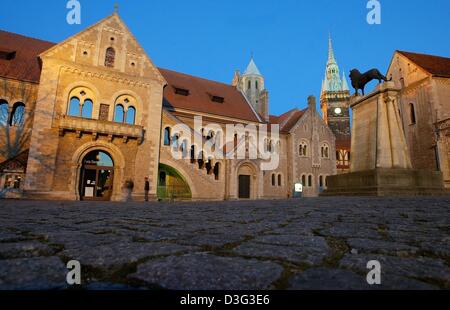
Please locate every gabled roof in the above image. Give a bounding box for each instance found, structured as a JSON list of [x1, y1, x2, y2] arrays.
[[270, 108, 306, 133], [397, 50, 450, 78], [0, 30, 55, 83], [160, 68, 261, 123]]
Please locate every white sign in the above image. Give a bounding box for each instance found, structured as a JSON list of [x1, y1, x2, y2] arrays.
[[294, 183, 303, 193], [85, 187, 94, 197]]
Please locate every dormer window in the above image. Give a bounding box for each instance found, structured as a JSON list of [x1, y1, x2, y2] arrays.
[[0, 50, 16, 60], [174, 87, 189, 96], [211, 95, 224, 104]]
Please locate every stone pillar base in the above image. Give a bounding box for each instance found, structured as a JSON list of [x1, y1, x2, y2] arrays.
[[321, 168, 448, 196]]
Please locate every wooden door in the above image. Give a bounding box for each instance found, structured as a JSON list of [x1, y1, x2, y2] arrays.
[[238, 175, 251, 199]]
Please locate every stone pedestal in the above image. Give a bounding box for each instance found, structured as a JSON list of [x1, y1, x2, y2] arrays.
[[322, 82, 445, 196]]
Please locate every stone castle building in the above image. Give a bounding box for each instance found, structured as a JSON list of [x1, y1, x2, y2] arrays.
[[0, 13, 336, 201], [320, 37, 351, 174], [387, 51, 450, 188]]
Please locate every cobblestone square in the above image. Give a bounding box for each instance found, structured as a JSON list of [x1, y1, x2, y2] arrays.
[[0, 197, 449, 290]]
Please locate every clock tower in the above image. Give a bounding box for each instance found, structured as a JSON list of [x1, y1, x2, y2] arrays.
[[320, 36, 351, 173]]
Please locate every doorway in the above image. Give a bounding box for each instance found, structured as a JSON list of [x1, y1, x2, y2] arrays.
[[238, 175, 251, 199], [80, 150, 114, 201]]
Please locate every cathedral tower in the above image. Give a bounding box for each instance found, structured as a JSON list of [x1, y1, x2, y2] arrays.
[[320, 36, 351, 173], [233, 57, 269, 121]]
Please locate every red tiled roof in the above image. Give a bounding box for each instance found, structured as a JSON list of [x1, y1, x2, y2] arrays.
[[398, 51, 450, 78], [159, 68, 260, 123], [270, 108, 306, 133], [0, 30, 55, 83]]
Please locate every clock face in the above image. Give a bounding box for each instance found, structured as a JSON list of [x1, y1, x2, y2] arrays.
[[334, 107, 342, 115]]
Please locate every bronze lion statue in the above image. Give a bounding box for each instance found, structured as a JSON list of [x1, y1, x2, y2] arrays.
[[349, 69, 391, 95]]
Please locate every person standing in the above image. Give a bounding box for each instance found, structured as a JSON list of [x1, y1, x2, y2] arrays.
[[144, 177, 150, 202]]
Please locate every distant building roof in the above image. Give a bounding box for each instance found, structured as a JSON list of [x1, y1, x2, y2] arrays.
[[397, 50, 450, 78], [270, 108, 306, 133], [160, 68, 261, 123], [0, 30, 55, 83]]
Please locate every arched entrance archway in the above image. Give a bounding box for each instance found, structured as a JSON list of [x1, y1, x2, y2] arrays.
[[79, 150, 114, 201], [157, 164, 192, 200]]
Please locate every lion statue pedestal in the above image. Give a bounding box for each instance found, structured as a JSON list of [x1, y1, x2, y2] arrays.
[[322, 82, 445, 196]]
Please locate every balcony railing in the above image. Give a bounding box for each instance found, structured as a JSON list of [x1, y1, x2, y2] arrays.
[[59, 115, 144, 144]]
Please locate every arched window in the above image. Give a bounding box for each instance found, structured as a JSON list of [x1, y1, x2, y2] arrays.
[[164, 127, 171, 146], [190, 145, 196, 163], [410, 103, 416, 124], [114, 104, 125, 123], [272, 174, 276, 186], [181, 140, 188, 158], [206, 130, 214, 140], [198, 151, 205, 169], [278, 174, 282, 186], [10, 102, 25, 126], [105, 47, 116, 68], [205, 158, 213, 175], [299, 142, 308, 157], [248, 80, 251, 90], [126, 106, 136, 125], [301, 175, 306, 186], [81, 99, 93, 119], [321, 143, 330, 159], [172, 134, 179, 149], [255, 80, 259, 90], [0, 100, 8, 126], [268, 140, 274, 153], [214, 163, 220, 180], [68, 97, 81, 117], [308, 175, 312, 187]]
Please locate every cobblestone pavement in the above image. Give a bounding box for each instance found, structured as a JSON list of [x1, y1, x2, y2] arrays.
[[0, 197, 449, 290]]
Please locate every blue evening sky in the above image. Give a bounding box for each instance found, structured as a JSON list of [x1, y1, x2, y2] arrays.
[[1, 0, 449, 116]]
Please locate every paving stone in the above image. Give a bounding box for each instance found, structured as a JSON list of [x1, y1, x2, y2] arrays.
[[289, 268, 370, 290], [85, 282, 147, 290], [130, 253, 283, 290], [340, 254, 450, 287], [180, 234, 247, 247], [0, 231, 25, 242], [0, 241, 55, 259], [347, 238, 419, 256], [0, 257, 68, 290], [319, 223, 382, 239], [233, 240, 329, 266], [61, 242, 197, 269], [0, 197, 449, 290]]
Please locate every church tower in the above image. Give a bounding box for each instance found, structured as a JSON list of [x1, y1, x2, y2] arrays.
[[320, 36, 351, 173], [233, 57, 269, 121]]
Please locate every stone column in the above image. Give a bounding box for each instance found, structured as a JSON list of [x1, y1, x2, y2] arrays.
[[376, 85, 412, 169]]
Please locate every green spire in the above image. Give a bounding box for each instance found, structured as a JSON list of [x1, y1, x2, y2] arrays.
[[328, 34, 336, 64]]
